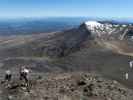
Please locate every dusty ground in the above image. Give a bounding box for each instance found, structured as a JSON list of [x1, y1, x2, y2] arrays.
[[0, 72, 133, 100]]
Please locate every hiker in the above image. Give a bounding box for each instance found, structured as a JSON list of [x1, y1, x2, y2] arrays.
[[5, 70, 12, 82], [19, 66, 29, 83], [125, 73, 129, 80], [19, 66, 32, 92], [129, 61, 133, 68]]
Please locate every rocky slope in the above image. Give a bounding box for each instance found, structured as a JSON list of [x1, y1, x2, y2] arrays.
[[1, 72, 133, 100]]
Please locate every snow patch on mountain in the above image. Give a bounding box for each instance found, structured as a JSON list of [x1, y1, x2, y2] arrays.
[[84, 20, 130, 39], [85, 21, 102, 30]]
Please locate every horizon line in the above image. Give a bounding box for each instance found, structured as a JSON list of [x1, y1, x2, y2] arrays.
[[0, 16, 133, 19]]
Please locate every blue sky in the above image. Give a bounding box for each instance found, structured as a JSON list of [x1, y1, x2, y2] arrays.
[[0, 0, 132, 18]]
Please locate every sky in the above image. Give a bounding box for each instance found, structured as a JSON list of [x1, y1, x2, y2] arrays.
[[0, 0, 133, 18]]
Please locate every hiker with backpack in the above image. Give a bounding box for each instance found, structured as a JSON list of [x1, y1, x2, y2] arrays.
[[19, 66, 30, 83]]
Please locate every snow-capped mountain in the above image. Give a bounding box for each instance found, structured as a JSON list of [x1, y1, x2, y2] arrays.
[[83, 21, 133, 40]]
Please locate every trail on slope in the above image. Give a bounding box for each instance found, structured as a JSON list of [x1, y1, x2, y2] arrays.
[[97, 40, 133, 57]]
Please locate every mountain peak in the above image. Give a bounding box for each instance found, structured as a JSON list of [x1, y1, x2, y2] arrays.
[[85, 21, 102, 29]]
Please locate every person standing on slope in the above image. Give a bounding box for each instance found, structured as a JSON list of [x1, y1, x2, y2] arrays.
[[129, 61, 133, 68], [5, 70, 12, 82], [19, 66, 30, 83]]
